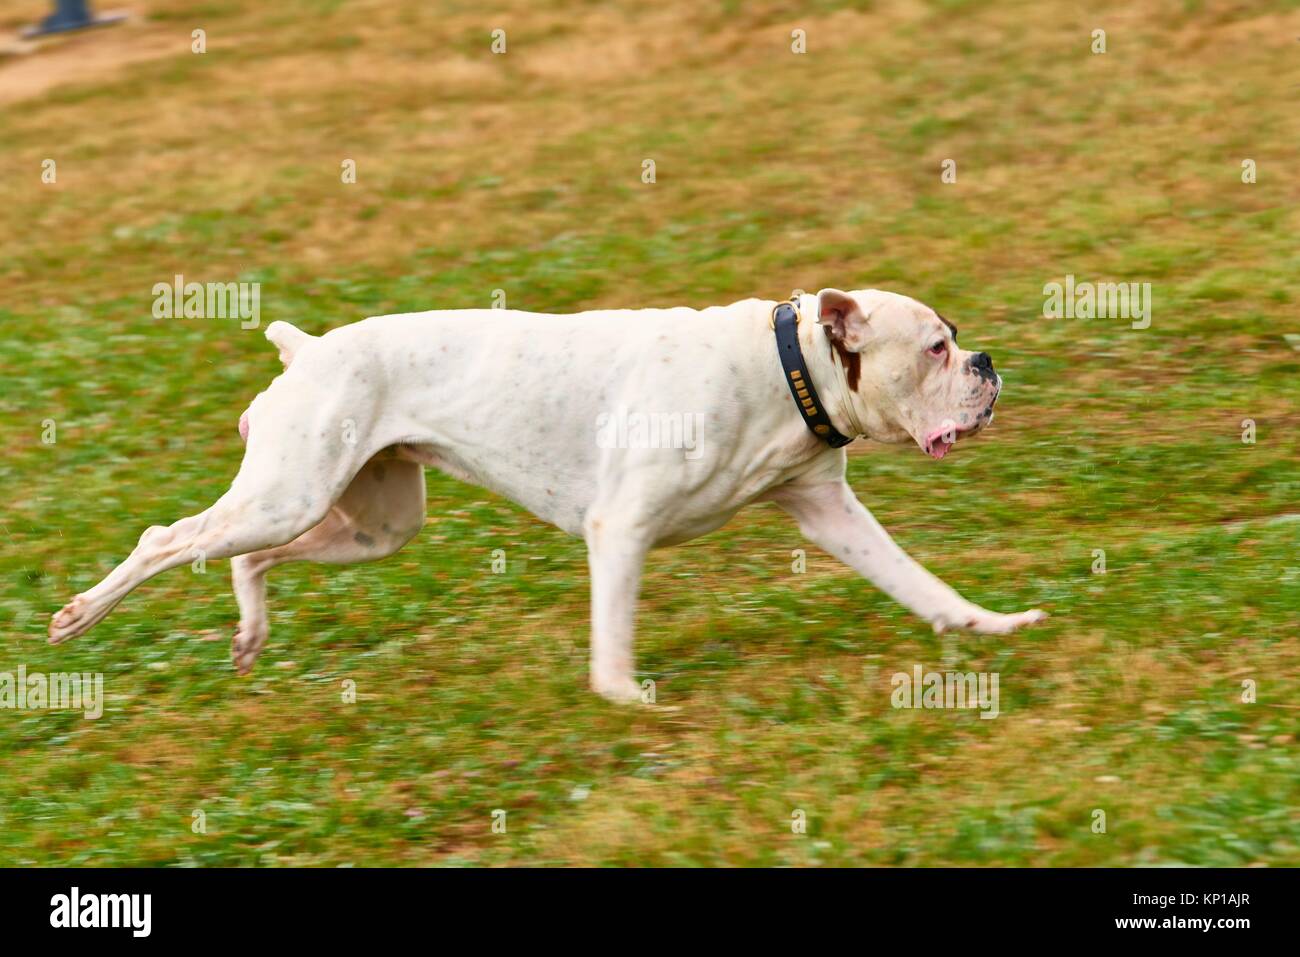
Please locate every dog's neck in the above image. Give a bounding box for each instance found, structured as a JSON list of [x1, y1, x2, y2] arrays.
[[791, 293, 868, 442]]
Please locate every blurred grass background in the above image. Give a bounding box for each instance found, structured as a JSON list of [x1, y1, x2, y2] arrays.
[[0, 0, 1297, 865]]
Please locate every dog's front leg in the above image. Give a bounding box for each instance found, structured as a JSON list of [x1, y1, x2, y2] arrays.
[[584, 516, 649, 703], [771, 481, 1046, 634]]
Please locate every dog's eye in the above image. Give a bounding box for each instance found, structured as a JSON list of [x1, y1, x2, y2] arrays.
[[928, 340, 946, 356]]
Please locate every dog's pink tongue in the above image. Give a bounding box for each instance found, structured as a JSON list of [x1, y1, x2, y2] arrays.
[[924, 427, 953, 460]]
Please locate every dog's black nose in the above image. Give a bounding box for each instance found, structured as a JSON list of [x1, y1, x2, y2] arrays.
[[971, 352, 994, 376]]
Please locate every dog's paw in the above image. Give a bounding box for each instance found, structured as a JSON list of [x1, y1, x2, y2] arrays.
[[49, 595, 91, 644], [591, 673, 645, 705], [972, 608, 1048, 635], [934, 607, 1048, 635], [231, 621, 267, 675]]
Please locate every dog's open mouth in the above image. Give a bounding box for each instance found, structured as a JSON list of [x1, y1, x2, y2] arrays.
[[922, 394, 999, 460], [922, 423, 970, 460]]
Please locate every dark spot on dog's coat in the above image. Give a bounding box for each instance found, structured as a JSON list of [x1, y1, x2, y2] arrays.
[[354, 531, 375, 547]]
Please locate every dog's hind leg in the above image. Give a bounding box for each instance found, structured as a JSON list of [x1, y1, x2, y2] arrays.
[[49, 375, 380, 645], [228, 451, 426, 673]]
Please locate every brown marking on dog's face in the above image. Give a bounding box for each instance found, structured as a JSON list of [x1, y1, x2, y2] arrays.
[[826, 335, 862, 391], [817, 288, 866, 391]]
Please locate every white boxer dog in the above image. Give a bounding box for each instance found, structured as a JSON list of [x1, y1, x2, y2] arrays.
[[50, 288, 1045, 701]]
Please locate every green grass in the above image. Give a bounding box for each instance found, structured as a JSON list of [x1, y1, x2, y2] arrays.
[[0, 0, 1297, 865]]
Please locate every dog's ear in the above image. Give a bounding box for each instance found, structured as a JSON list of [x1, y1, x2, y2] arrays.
[[815, 289, 870, 349]]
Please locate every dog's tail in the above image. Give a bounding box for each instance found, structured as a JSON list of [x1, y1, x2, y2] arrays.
[[264, 320, 315, 368]]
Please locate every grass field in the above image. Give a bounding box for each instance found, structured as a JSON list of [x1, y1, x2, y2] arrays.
[[1, 0, 1297, 866]]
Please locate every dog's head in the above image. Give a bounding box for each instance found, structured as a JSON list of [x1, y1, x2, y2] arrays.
[[815, 288, 1001, 459]]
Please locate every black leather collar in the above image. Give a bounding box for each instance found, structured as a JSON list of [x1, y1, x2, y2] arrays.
[[771, 298, 855, 448]]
